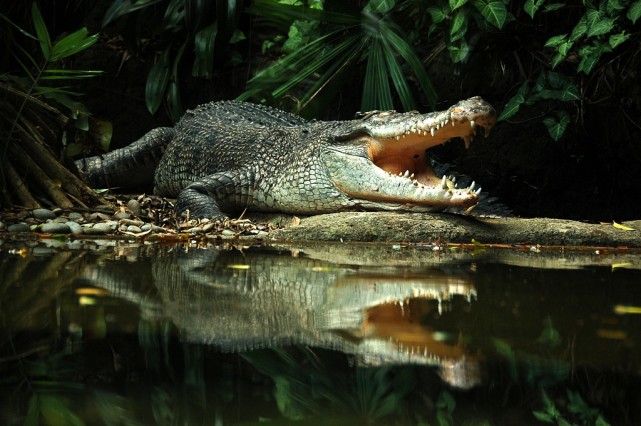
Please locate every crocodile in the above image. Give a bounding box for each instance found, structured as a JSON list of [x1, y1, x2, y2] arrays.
[[75, 97, 496, 219]]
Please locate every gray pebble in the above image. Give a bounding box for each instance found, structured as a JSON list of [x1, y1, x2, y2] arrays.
[[65, 222, 83, 234], [113, 211, 131, 220], [40, 222, 71, 234], [32, 208, 57, 220], [84, 222, 113, 234], [126, 225, 142, 233], [68, 212, 84, 220], [7, 223, 30, 232], [105, 220, 119, 230], [90, 212, 111, 221], [141, 223, 152, 232], [127, 199, 143, 215], [202, 223, 215, 232], [221, 229, 235, 236], [188, 226, 203, 234]]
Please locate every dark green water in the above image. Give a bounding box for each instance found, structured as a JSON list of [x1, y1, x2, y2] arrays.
[[1, 239, 641, 425]]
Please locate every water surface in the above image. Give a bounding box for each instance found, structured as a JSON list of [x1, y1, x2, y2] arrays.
[[1, 240, 641, 425]]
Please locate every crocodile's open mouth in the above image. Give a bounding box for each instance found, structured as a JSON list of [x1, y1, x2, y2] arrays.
[[369, 108, 495, 190]]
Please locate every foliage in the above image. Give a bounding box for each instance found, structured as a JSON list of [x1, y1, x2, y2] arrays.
[[497, 0, 640, 140], [0, 2, 100, 130], [533, 389, 611, 426], [102, 0, 245, 122], [240, 0, 438, 115], [422, 0, 510, 63]]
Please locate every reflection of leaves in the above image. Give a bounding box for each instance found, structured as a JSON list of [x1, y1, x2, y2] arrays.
[[537, 316, 562, 348], [243, 347, 417, 422]]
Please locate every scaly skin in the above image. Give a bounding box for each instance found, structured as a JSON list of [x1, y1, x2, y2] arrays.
[[76, 97, 496, 219]]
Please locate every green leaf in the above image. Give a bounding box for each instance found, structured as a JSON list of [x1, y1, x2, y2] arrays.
[[543, 2, 565, 12], [427, 6, 449, 23], [498, 81, 528, 121], [363, 38, 393, 110], [524, 0, 546, 19], [473, 0, 508, 29], [31, 2, 52, 59], [544, 34, 567, 47], [450, 10, 468, 41], [449, 0, 469, 11], [606, 0, 626, 14], [50, 29, 99, 61], [585, 8, 616, 37], [383, 27, 437, 108], [532, 410, 554, 423], [146, 46, 172, 114], [102, 0, 162, 27], [449, 40, 470, 63], [367, 0, 396, 13], [193, 22, 218, 77], [628, 0, 641, 24], [543, 111, 570, 141], [569, 15, 587, 42], [609, 31, 629, 49], [577, 43, 611, 74]]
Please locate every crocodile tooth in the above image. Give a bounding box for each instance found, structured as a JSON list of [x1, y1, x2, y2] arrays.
[[395, 135, 400, 140], [446, 178, 455, 190], [430, 127, 435, 137], [470, 119, 476, 128], [403, 170, 410, 178], [435, 123, 440, 130], [441, 175, 447, 189], [463, 136, 471, 149], [469, 181, 476, 191], [474, 187, 482, 195], [409, 173, 415, 179], [451, 175, 457, 184]]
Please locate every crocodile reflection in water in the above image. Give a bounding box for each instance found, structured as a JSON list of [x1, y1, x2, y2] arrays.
[[83, 245, 481, 388]]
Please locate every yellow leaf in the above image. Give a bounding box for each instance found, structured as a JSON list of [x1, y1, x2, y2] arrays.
[[611, 262, 633, 271], [613, 221, 636, 231]]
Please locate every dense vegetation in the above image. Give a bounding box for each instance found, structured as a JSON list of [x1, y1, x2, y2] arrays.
[[1, 0, 640, 219]]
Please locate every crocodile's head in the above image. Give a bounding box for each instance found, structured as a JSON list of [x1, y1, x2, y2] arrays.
[[324, 96, 496, 211]]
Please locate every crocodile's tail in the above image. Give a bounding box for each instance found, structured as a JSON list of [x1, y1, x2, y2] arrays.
[[75, 127, 176, 190]]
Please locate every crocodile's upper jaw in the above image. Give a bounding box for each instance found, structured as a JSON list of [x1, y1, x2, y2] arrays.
[[326, 96, 496, 211]]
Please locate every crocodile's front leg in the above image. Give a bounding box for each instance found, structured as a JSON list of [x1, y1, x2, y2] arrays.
[[173, 171, 255, 220]]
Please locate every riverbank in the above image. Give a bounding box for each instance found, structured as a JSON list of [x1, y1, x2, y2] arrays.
[[1, 194, 640, 248]]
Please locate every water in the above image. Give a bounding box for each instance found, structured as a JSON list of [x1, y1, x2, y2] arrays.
[[1, 239, 641, 425]]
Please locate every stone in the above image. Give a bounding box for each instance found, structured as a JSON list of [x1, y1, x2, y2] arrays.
[[84, 222, 113, 235], [221, 229, 235, 236], [7, 223, 30, 232], [32, 208, 56, 220], [127, 199, 143, 216], [126, 225, 142, 233], [113, 211, 131, 220], [65, 222, 83, 234], [40, 222, 71, 234], [90, 212, 111, 221], [68, 212, 84, 220]]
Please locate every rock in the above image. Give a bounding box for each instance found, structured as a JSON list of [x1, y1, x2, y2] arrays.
[[127, 199, 143, 216], [113, 211, 131, 220], [141, 223, 152, 232], [32, 208, 57, 220], [90, 212, 111, 221], [65, 222, 83, 234], [68, 212, 84, 221], [221, 229, 235, 236], [84, 222, 113, 235], [0, 221, 4, 231], [126, 225, 142, 233], [40, 222, 71, 234], [188, 226, 203, 234], [7, 223, 30, 232], [202, 223, 215, 232]]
